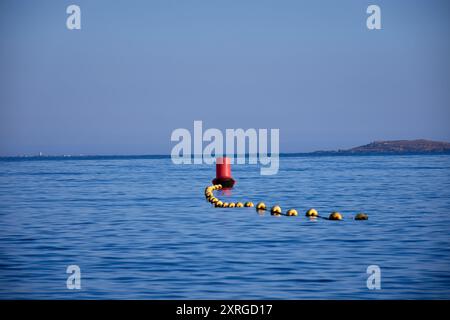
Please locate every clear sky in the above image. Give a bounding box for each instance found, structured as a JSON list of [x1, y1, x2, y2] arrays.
[[1, 0, 449, 155]]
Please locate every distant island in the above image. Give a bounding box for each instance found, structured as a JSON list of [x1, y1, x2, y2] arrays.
[[313, 139, 450, 155]]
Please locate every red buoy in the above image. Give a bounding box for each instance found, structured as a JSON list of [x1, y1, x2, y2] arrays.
[[212, 157, 236, 188]]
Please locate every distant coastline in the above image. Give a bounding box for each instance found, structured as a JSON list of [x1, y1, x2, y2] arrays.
[[310, 139, 450, 155], [2, 139, 450, 159]]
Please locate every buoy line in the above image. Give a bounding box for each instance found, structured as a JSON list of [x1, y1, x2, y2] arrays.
[[204, 184, 369, 221], [206, 157, 368, 221]]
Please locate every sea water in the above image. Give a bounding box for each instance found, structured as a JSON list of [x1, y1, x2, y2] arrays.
[[0, 154, 449, 299]]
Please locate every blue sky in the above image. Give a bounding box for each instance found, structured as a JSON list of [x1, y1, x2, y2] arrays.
[[0, 0, 449, 155]]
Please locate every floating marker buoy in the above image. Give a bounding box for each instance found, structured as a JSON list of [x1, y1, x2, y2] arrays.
[[355, 213, 368, 220], [215, 201, 224, 207], [205, 160, 367, 222], [286, 209, 298, 216], [329, 212, 343, 220], [305, 208, 318, 217], [271, 205, 282, 215], [205, 183, 365, 222], [212, 157, 235, 188], [256, 202, 266, 210]]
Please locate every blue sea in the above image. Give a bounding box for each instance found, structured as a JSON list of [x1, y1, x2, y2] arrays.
[[0, 154, 449, 299]]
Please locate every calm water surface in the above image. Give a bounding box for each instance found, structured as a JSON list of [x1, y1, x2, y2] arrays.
[[0, 155, 449, 299]]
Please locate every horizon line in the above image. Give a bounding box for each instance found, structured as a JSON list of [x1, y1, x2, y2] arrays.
[[2, 138, 450, 158]]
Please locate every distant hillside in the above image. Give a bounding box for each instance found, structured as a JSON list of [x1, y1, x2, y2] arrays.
[[347, 139, 450, 153]]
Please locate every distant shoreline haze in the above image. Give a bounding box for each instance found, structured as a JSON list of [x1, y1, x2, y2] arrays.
[[316, 139, 450, 154], [2, 139, 450, 158]]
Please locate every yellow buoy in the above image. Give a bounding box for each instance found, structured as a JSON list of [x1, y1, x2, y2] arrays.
[[271, 205, 282, 215], [305, 208, 318, 217], [215, 184, 222, 190], [286, 209, 298, 216], [256, 202, 266, 210], [355, 213, 368, 220], [244, 202, 254, 207], [205, 192, 212, 197], [211, 197, 219, 204], [236, 202, 244, 207], [222, 202, 229, 208], [228, 202, 236, 208], [329, 212, 343, 220], [215, 201, 224, 207]]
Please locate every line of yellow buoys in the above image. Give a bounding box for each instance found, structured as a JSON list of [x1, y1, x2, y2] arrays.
[[204, 184, 368, 221]]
